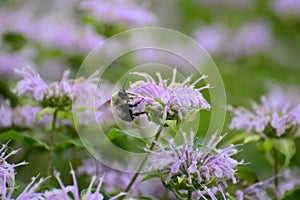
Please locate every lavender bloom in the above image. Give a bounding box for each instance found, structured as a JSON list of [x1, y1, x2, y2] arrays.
[[235, 168, 300, 200], [77, 158, 171, 198], [0, 51, 31, 79], [79, 0, 156, 27], [194, 21, 272, 57], [194, 23, 229, 55], [127, 69, 210, 124], [229, 86, 300, 137], [14, 67, 113, 127], [149, 132, 243, 199], [272, 0, 300, 19], [231, 21, 272, 57], [0, 142, 33, 199], [0, 98, 57, 130], [0, 100, 13, 128], [44, 166, 126, 200]]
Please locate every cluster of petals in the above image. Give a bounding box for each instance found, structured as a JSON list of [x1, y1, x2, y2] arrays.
[[229, 89, 300, 137], [128, 69, 210, 123], [149, 132, 243, 199]]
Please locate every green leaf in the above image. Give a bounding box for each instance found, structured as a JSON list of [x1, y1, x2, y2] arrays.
[[177, 176, 185, 184], [226, 132, 248, 144], [105, 128, 146, 153], [257, 139, 273, 153], [55, 139, 85, 150], [57, 110, 78, 130], [0, 130, 49, 150], [141, 173, 160, 182], [236, 168, 258, 184], [35, 107, 56, 122], [244, 134, 260, 144], [106, 128, 124, 141], [165, 120, 177, 132], [271, 138, 296, 169]]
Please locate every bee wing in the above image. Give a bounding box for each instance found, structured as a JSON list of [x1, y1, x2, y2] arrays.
[[98, 98, 111, 112]]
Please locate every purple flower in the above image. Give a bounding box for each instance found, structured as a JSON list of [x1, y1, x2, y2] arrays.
[[229, 86, 300, 137], [79, 0, 156, 27], [127, 69, 210, 124], [235, 168, 300, 200], [194, 21, 272, 57], [14, 67, 49, 101], [231, 21, 272, 57], [148, 132, 243, 199], [44, 165, 126, 200], [194, 23, 229, 55], [77, 158, 172, 198], [272, 0, 300, 19], [0, 99, 13, 128]]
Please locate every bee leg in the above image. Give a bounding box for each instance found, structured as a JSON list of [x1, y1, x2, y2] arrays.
[[132, 111, 146, 116], [128, 100, 143, 108]]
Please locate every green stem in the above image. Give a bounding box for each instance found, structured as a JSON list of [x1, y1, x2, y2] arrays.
[[274, 149, 278, 199], [187, 190, 192, 200], [47, 109, 57, 179], [124, 125, 164, 193]]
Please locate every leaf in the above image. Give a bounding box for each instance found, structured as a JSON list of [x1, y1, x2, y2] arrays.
[[0, 130, 49, 150], [271, 138, 296, 169], [236, 168, 258, 184], [55, 139, 85, 150], [177, 176, 185, 184], [35, 107, 56, 122], [57, 110, 78, 130], [106, 128, 147, 153], [257, 139, 273, 153], [106, 128, 124, 141], [281, 185, 300, 200], [244, 134, 260, 144], [141, 173, 160, 182], [165, 120, 177, 133], [226, 132, 248, 144]]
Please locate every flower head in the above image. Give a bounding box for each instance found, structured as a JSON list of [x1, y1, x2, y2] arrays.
[[235, 168, 300, 200], [14, 67, 112, 126], [229, 86, 300, 137], [44, 165, 126, 200], [149, 132, 243, 199], [126, 69, 210, 124], [77, 158, 171, 198], [79, 0, 156, 27]]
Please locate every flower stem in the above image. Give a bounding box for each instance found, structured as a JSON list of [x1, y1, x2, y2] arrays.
[[187, 190, 192, 200], [124, 125, 164, 193], [274, 149, 278, 199], [47, 109, 57, 179]]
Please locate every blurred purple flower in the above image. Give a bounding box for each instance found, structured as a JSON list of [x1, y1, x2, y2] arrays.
[[127, 69, 210, 124], [272, 0, 300, 19], [77, 158, 171, 198], [229, 86, 300, 137], [79, 0, 156, 27], [0, 51, 31, 79], [231, 21, 272, 57], [44, 165, 126, 200], [235, 168, 300, 200], [194, 21, 272, 57], [14, 67, 113, 126], [149, 132, 243, 199], [14, 67, 49, 101], [0, 99, 13, 128], [0, 142, 37, 200], [194, 23, 229, 55]]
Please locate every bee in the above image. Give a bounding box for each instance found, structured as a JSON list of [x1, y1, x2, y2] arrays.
[[111, 88, 146, 122]]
